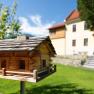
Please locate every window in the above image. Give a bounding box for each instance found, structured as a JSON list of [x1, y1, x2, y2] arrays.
[[42, 60, 46, 67], [19, 60, 25, 70], [84, 22, 88, 30], [72, 40, 76, 46], [50, 30, 56, 35], [52, 31, 56, 35], [73, 24, 76, 32], [84, 38, 88, 46]]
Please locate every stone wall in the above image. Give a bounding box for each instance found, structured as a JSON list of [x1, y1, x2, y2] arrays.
[[52, 55, 87, 67]]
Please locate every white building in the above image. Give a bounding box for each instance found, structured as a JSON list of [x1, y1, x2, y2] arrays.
[[49, 23, 66, 56], [49, 10, 94, 56]]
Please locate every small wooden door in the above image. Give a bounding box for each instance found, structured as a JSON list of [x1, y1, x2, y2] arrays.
[[19, 60, 25, 71]]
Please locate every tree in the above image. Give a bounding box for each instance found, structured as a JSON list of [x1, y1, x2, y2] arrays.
[[0, 1, 21, 39], [77, 0, 94, 30]]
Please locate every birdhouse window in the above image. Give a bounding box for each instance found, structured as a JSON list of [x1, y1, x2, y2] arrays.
[[1, 60, 6, 69], [19, 60, 25, 70], [42, 60, 46, 67]]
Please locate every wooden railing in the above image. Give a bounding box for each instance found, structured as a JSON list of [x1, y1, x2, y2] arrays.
[[6, 71, 33, 76], [0, 64, 56, 81]]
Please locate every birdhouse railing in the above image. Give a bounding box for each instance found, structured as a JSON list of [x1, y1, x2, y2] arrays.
[[0, 64, 56, 81]]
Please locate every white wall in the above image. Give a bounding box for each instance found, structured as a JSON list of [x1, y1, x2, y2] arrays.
[[66, 21, 94, 56], [51, 38, 66, 56]]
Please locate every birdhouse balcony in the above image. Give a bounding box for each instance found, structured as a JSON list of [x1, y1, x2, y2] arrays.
[[0, 64, 56, 82]]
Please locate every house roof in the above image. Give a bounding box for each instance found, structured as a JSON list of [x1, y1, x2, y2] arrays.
[[66, 10, 80, 21], [0, 36, 56, 54], [49, 10, 80, 30], [49, 23, 65, 30]]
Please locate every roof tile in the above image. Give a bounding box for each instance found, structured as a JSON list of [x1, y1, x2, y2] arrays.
[[66, 10, 80, 21]]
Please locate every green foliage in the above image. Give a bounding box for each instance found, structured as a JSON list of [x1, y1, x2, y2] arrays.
[[0, 1, 21, 39], [77, 0, 94, 30]]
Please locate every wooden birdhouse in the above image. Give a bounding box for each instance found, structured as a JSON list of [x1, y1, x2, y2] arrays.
[[0, 36, 56, 82]]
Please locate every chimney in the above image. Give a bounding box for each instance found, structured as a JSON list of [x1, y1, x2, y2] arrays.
[[16, 35, 29, 41]]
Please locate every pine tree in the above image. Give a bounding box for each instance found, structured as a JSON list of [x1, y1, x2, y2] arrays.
[[77, 0, 94, 30]]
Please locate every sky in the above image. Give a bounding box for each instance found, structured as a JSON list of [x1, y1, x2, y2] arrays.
[[0, 0, 77, 36]]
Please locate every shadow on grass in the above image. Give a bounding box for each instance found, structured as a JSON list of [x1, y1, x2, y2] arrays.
[[25, 83, 93, 94]]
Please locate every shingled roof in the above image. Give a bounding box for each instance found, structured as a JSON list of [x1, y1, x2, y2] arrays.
[[0, 36, 55, 54]]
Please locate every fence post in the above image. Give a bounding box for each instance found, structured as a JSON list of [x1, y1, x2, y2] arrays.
[[2, 68, 6, 76], [33, 70, 38, 80]]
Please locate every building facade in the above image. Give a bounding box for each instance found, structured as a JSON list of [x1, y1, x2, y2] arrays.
[[49, 10, 94, 56], [49, 23, 66, 55]]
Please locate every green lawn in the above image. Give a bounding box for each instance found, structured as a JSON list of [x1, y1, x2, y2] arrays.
[[0, 64, 94, 94]]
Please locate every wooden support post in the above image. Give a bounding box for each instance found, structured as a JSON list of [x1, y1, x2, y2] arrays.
[[20, 81, 25, 94], [33, 70, 38, 80], [2, 68, 6, 76]]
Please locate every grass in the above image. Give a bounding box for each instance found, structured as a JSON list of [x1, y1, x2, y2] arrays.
[[0, 64, 94, 94]]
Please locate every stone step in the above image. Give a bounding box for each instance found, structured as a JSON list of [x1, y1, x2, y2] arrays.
[[88, 57, 94, 58], [85, 62, 94, 64], [83, 65, 94, 68], [87, 59, 94, 61], [87, 61, 94, 63], [83, 56, 94, 69], [88, 56, 94, 58], [86, 61, 94, 64], [85, 63, 94, 65], [88, 58, 94, 60], [88, 57, 94, 59], [83, 62, 94, 66], [84, 64, 94, 66]]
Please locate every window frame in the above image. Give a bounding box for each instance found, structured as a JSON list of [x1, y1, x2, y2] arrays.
[[72, 24, 76, 32], [72, 39, 76, 46], [84, 22, 88, 30], [84, 38, 88, 46]]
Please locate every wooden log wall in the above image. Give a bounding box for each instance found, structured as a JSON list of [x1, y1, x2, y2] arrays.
[[0, 42, 52, 73]]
